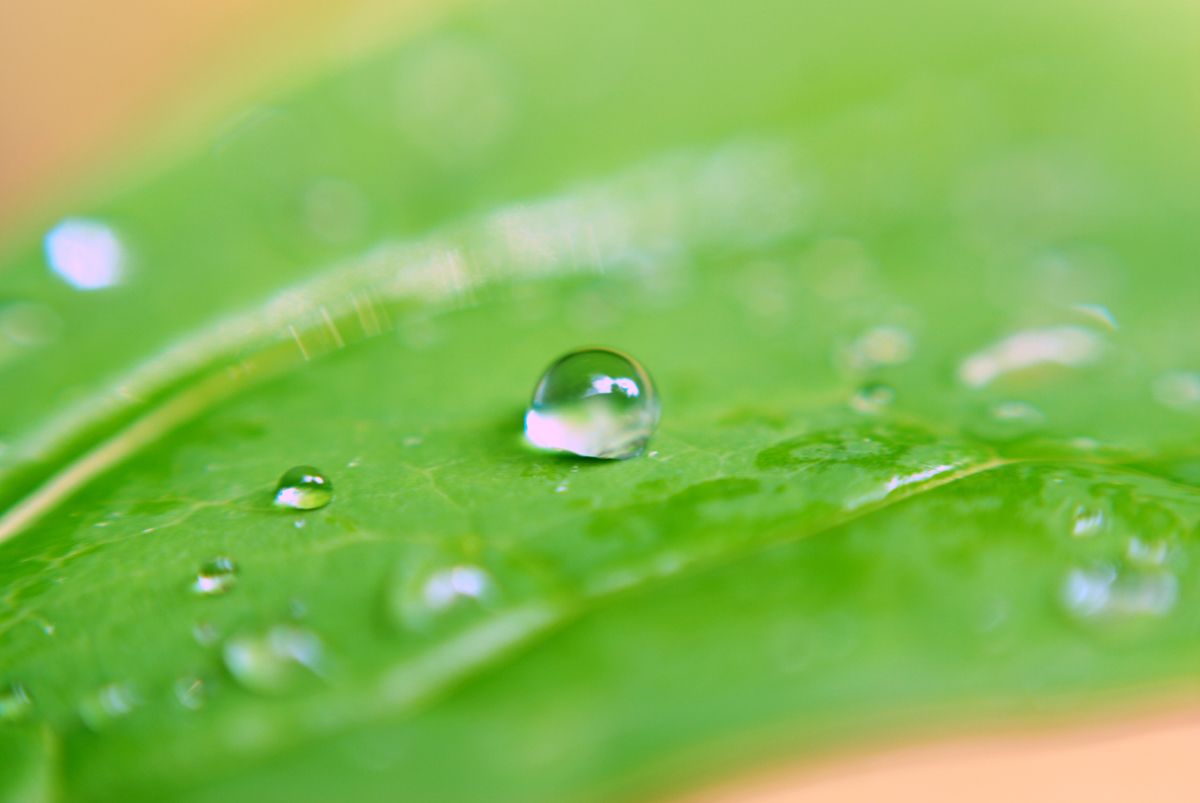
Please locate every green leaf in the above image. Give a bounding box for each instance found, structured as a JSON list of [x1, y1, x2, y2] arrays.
[[4, 0, 1200, 800]]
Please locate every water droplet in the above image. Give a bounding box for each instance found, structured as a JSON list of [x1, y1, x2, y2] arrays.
[[1127, 537, 1169, 566], [422, 566, 491, 611], [0, 303, 62, 348], [0, 683, 33, 721], [525, 348, 660, 459], [1070, 303, 1118, 330], [1061, 566, 1177, 620], [849, 383, 896, 414], [273, 466, 332, 510], [192, 556, 237, 596], [390, 556, 501, 632], [78, 682, 140, 730], [959, 326, 1102, 388], [1071, 505, 1108, 537], [44, 218, 126, 290], [193, 621, 220, 647], [1153, 371, 1200, 410], [174, 676, 207, 710], [223, 625, 325, 695], [844, 326, 913, 371], [403, 436, 423, 447]]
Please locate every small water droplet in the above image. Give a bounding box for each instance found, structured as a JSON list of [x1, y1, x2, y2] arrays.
[[1061, 566, 1177, 620], [1153, 371, 1200, 410], [849, 383, 896, 414], [1070, 303, 1118, 330], [273, 466, 333, 510], [423, 566, 491, 611], [223, 625, 325, 695], [193, 621, 220, 647], [403, 436, 423, 447], [0, 302, 62, 347], [78, 682, 140, 730], [391, 559, 499, 631], [192, 556, 237, 596], [174, 676, 206, 710], [1127, 537, 1169, 566], [554, 481, 569, 493], [44, 218, 125, 290], [294, 519, 306, 529], [1072, 506, 1107, 537], [0, 683, 33, 721], [844, 326, 913, 371], [525, 348, 660, 459], [991, 400, 1043, 422]]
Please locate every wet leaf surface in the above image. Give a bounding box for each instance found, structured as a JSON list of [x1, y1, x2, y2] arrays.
[[4, 0, 1200, 800]]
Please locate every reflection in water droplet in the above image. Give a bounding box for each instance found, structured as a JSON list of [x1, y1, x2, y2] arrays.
[[0, 303, 62, 348], [1072, 506, 1107, 537], [79, 682, 139, 730], [1153, 371, 1200, 411], [1071, 303, 1118, 330], [274, 466, 333, 510], [845, 326, 913, 371], [1127, 537, 1169, 566], [0, 683, 32, 721], [1061, 566, 1177, 619], [193, 622, 220, 647], [991, 400, 1043, 423], [849, 383, 896, 414], [422, 565, 491, 611], [192, 556, 237, 596], [959, 326, 1102, 388], [174, 676, 206, 710], [223, 625, 325, 695], [44, 218, 125, 290], [525, 348, 659, 459]]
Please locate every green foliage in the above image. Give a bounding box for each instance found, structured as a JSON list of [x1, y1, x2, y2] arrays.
[[3, 0, 1200, 800]]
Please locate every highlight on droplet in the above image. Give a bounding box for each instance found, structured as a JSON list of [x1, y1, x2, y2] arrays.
[[43, 218, 126, 290]]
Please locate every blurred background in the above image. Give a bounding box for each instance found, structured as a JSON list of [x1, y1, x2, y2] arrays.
[[5, 0, 1200, 800]]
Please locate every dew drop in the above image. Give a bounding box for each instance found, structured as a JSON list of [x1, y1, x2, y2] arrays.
[[391, 559, 498, 631], [78, 682, 139, 730], [849, 383, 895, 414], [273, 466, 333, 510], [1061, 566, 1178, 620], [0, 683, 32, 722], [192, 556, 237, 596], [423, 565, 491, 611], [525, 348, 660, 459], [1071, 505, 1107, 537], [193, 621, 220, 647], [174, 676, 207, 710], [223, 625, 325, 695]]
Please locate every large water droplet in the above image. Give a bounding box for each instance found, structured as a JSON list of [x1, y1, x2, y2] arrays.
[[273, 466, 333, 510], [525, 348, 659, 459], [223, 625, 325, 695], [192, 556, 237, 596], [0, 683, 32, 722]]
